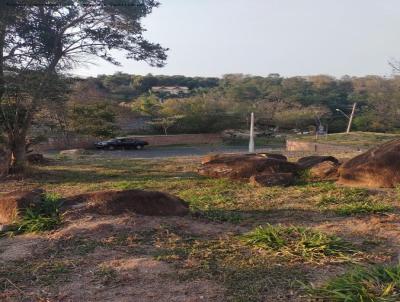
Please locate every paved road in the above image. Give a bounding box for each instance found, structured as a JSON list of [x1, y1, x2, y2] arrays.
[[93, 145, 284, 159]]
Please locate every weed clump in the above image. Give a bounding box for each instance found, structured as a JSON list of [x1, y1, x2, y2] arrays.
[[318, 188, 393, 215], [242, 224, 357, 263], [2, 193, 63, 235], [306, 265, 400, 302]]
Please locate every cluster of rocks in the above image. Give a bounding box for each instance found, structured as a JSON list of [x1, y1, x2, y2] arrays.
[[199, 139, 400, 189], [199, 153, 339, 187]]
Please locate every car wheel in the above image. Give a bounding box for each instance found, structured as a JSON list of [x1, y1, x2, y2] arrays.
[[135, 144, 143, 150], [108, 145, 115, 151]]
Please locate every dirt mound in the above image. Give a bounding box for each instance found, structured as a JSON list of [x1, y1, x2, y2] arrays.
[[338, 139, 400, 188], [198, 154, 298, 180], [0, 189, 44, 224], [297, 156, 339, 170], [66, 190, 189, 216]]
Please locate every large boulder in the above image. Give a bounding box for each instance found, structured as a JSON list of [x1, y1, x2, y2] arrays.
[[66, 190, 189, 216], [0, 189, 44, 224], [297, 156, 339, 170], [338, 140, 400, 188], [256, 153, 288, 161], [198, 154, 298, 180], [201, 153, 287, 165], [249, 172, 294, 187], [0, 148, 10, 178], [309, 161, 340, 181]]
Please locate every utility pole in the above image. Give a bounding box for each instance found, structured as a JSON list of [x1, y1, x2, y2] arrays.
[[249, 112, 255, 153], [346, 103, 357, 134]]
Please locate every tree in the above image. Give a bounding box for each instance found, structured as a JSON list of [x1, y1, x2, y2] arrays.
[[147, 115, 184, 135], [0, 0, 167, 172], [69, 103, 118, 138], [131, 94, 162, 117]]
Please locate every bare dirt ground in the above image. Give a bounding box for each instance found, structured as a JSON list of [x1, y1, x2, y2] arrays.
[[0, 151, 399, 301]]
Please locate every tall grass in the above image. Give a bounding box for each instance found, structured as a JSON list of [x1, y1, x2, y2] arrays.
[[306, 265, 400, 302], [242, 224, 357, 262], [4, 193, 63, 235]]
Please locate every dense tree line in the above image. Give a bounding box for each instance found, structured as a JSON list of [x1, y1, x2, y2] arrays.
[[93, 72, 400, 134], [86, 73, 220, 101]]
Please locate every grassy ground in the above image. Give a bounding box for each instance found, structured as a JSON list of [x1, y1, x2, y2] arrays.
[[290, 131, 400, 149], [0, 153, 400, 301]]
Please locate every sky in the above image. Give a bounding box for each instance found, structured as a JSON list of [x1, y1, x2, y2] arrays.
[[73, 0, 400, 78]]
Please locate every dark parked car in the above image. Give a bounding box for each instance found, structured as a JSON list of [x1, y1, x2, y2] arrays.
[[95, 138, 149, 150]]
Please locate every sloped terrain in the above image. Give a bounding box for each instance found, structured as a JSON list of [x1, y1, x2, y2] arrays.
[[0, 153, 399, 301]]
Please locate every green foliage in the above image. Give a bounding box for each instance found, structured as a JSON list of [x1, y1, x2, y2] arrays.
[[131, 94, 161, 117], [306, 265, 400, 302], [242, 224, 357, 262], [4, 193, 63, 235], [70, 72, 400, 134], [69, 103, 118, 138], [318, 188, 394, 215]]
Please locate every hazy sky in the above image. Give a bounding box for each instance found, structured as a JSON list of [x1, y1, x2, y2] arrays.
[[73, 0, 400, 78]]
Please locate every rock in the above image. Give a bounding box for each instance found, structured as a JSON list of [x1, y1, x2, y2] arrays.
[[309, 161, 340, 181], [0, 148, 10, 178], [27, 153, 47, 165], [65, 190, 189, 216], [0, 189, 44, 224], [59, 149, 89, 156], [201, 153, 287, 165], [201, 154, 222, 165], [249, 173, 294, 187], [198, 154, 299, 180], [297, 156, 339, 170], [256, 153, 288, 161], [338, 139, 400, 188]]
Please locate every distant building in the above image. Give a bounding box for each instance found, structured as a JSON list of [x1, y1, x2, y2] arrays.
[[151, 86, 190, 96]]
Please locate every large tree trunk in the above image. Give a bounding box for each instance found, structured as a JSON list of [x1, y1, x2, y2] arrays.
[[9, 133, 27, 174], [0, 17, 5, 100]]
